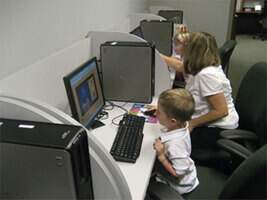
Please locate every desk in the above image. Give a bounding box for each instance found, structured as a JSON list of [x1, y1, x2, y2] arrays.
[[235, 11, 264, 34], [91, 101, 161, 200]]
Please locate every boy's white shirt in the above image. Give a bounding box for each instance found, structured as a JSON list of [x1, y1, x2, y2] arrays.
[[159, 123, 199, 194]]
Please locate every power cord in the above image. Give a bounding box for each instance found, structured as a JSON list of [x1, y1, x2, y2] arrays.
[[110, 101, 129, 113], [103, 101, 115, 111], [109, 101, 129, 126], [111, 114, 125, 126]]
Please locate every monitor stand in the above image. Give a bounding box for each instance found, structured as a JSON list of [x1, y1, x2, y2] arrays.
[[90, 120, 105, 130]]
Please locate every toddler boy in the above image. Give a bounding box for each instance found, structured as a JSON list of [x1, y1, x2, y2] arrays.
[[153, 88, 199, 194]]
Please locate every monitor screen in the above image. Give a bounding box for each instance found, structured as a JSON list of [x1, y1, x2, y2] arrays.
[[140, 20, 173, 56], [63, 57, 105, 129]]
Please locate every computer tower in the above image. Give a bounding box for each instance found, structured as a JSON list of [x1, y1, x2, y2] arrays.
[[129, 26, 144, 39], [0, 118, 94, 200], [140, 20, 173, 56], [158, 10, 183, 24], [100, 41, 155, 103]]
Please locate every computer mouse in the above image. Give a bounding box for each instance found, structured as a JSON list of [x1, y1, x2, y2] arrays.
[[143, 109, 156, 116]]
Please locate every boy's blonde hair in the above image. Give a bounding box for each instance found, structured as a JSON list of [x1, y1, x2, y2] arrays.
[[183, 32, 221, 75], [158, 89, 195, 122]]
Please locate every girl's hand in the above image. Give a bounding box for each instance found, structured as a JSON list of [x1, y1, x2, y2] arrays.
[[177, 25, 188, 34], [176, 25, 190, 45]]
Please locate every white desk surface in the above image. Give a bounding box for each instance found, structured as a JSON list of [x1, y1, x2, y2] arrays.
[[91, 101, 161, 200]]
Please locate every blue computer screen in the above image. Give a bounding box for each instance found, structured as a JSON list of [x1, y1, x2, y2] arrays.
[[64, 57, 104, 128]]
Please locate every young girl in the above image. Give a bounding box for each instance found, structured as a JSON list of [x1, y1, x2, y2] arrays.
[[161, 32, 239, 156], [160, 25, 189, 70]]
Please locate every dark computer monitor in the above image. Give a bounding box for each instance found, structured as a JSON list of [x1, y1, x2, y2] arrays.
[[130, 26, 144, 39], [63, 57, 105, 129], [140, 20, 173, 56]]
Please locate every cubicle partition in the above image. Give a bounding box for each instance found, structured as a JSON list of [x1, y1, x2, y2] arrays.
[[0, 95, 131, 200], [0, 13, 172, 199]]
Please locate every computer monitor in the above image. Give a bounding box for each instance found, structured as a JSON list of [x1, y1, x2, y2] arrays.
[[140, 20, 173, 56], [130, 26, 144, 39], [63, 57, 105, 129]]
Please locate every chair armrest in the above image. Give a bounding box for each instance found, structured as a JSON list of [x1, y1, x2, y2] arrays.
[[217, 139, 253, 160], [220, 129, 258, 141], [148, 181, 184, 200]]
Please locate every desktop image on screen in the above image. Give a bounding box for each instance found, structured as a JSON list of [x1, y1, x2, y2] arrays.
[[63, 57, 105, 129]]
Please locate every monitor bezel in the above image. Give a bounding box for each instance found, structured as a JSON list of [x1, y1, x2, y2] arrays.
[[63, 57, 105, 128]]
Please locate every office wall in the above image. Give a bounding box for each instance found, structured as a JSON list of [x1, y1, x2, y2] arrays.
[[0, 0, 148, 80], [147, 0, 235, 47]]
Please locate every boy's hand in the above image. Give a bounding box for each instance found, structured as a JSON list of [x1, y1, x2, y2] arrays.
[[143, 105, 157, 116], [153, 138, 165, 156], [145, 104, 157, 111]]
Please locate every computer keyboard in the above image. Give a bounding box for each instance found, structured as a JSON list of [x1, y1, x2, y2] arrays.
[[110, 114, 145, 163]]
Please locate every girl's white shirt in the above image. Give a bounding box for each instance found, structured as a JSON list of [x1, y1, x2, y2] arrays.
[[185, 65, 239, 129]]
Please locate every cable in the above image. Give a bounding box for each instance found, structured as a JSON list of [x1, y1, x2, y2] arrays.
[[103, 101, 115, 111], [110, 101, 128, 113], [111, 113, 125, 126], [108, 101, 129, 126]]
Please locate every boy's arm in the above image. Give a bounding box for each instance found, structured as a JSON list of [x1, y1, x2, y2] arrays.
[[154, 139, 183, 178], [157, 154, 178, 177]]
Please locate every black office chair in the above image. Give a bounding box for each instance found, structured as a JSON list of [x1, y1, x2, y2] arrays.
[[218, 40, 237, 77], [220, 62, 267, 160], [147, 144, 267, 200]]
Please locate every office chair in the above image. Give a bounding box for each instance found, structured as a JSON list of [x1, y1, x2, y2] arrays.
[[147, 144, 267, 200], [218, 40, 237, 77], [220, 62, 267, 156]]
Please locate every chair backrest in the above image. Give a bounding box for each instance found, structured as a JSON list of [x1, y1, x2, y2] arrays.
[[218, 40, 237, 76], [219, 144, 267, 199], [235, 62, 267, 146]]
